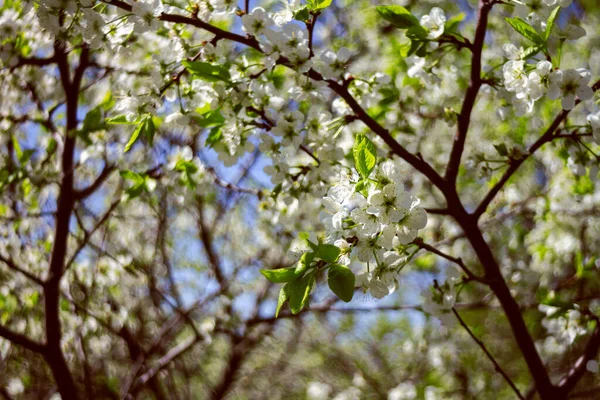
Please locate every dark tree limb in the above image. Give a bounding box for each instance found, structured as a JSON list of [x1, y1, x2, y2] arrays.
[[445, 0, 494, 184]]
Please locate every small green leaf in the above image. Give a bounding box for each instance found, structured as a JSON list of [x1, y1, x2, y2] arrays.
[[316, 244, 341, 263], [182, 61, 231, 83], [260, 266, 299, 283], [353, 134, 377, 179], [107, 115, 135, 125], [376, 5, 419, 29], [295, 252, 315, 275], [205, 127, 223, 147], [505, 17, 544, 45], [276, 285, 289, 318], [145, 116, 156, 147], [19, 149, 35, 164], [82, 107, 105, 133], [307, 0, 332, 10], [125, 114, 154, 153], [327, 264, 355, 302], [293, 7, 310, 21], [493, 143, 508, 157], [288, 274, 315, 314], [192, 109, 225, 128], [406, 25, 428, 40], [544, 6, 560, 41], [119, 170, 144, 184], [445, 12, 465, 33], [354, 179, 367, 193], [522, 45, 543, 59]]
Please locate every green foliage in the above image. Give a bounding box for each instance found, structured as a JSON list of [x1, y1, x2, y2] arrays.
[[315, 244, 341, 263], [261, 266, 301, 283], [120, 169, 156, 199], [125, 114, 155, 152], [445, 12, 465, 32], [353, 134, 377, 179], [505, 17, 544, 45], [544, 6, 561, 40], [293, 7, 310, 22], [307, 0, 332, 11], [327, 264, 355, 302], [182, 61, 231, 83], [376, 5, 420, 29], [106, 115, 136, 124], [287, 273, 315, 314], [493, 143, 508, 157]]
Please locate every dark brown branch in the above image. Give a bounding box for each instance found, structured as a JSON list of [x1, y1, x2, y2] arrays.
[[0, 324, 46, 354], [10, 55, 56, 71], [0, 254, 44, 286], [445, 0, 494, 185], [307, 12, 319, 58], [450, 208, 554, 399], [42, 41, 90, 400], [413, 237, 486, 283], [73, 164, 116, 200]]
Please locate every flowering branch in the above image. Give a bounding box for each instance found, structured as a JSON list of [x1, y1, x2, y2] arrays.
[[474, 79, 600, 219]]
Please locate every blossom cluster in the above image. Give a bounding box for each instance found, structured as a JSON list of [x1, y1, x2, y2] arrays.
[[319, 160, 427, 299], [502, 55, 593, 114]]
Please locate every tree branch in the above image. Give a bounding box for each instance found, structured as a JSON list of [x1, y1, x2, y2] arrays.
[[445, 0, 494, 185], [412, 237, 486, 283], [0, 254, 44, 286], [474, 79, 600, 219], [0, 324, 46, 354], [73, 164, 116, 200]]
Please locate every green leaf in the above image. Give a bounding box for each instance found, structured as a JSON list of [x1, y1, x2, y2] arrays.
[[307, 0, 332, 10], [445, 12, 465, 33], [182, 61, 231, 83], [544, 6, 560, 41], [327, 264, 355, 302], [288, 274, 315, 314], [406, 25, 428, 40], [493, 143, 508, 157], [316, 244, 341, 263], [260, 266, 299, 283], [82, 107, 105, 133], [295, 252, 315, 276], [192, 109, 225, 128], [505, 17, 544, 45], [354, 179, 367, 193], [293, 7, 310, 22], [19, 149, 35, 164], [522, 45, 543, 59], [376, 5, 419, 29], [353, 134, 377, 179], [119, 170, 144, 184], [106, 115, 135, 125], [12, 136, 22, 160], [125, 114, 154, 153], [276, 285, 289, 318], [205, 127, 222, 147]]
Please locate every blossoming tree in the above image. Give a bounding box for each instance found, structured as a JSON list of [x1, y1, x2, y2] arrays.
[[1, 0, 600, 398]]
